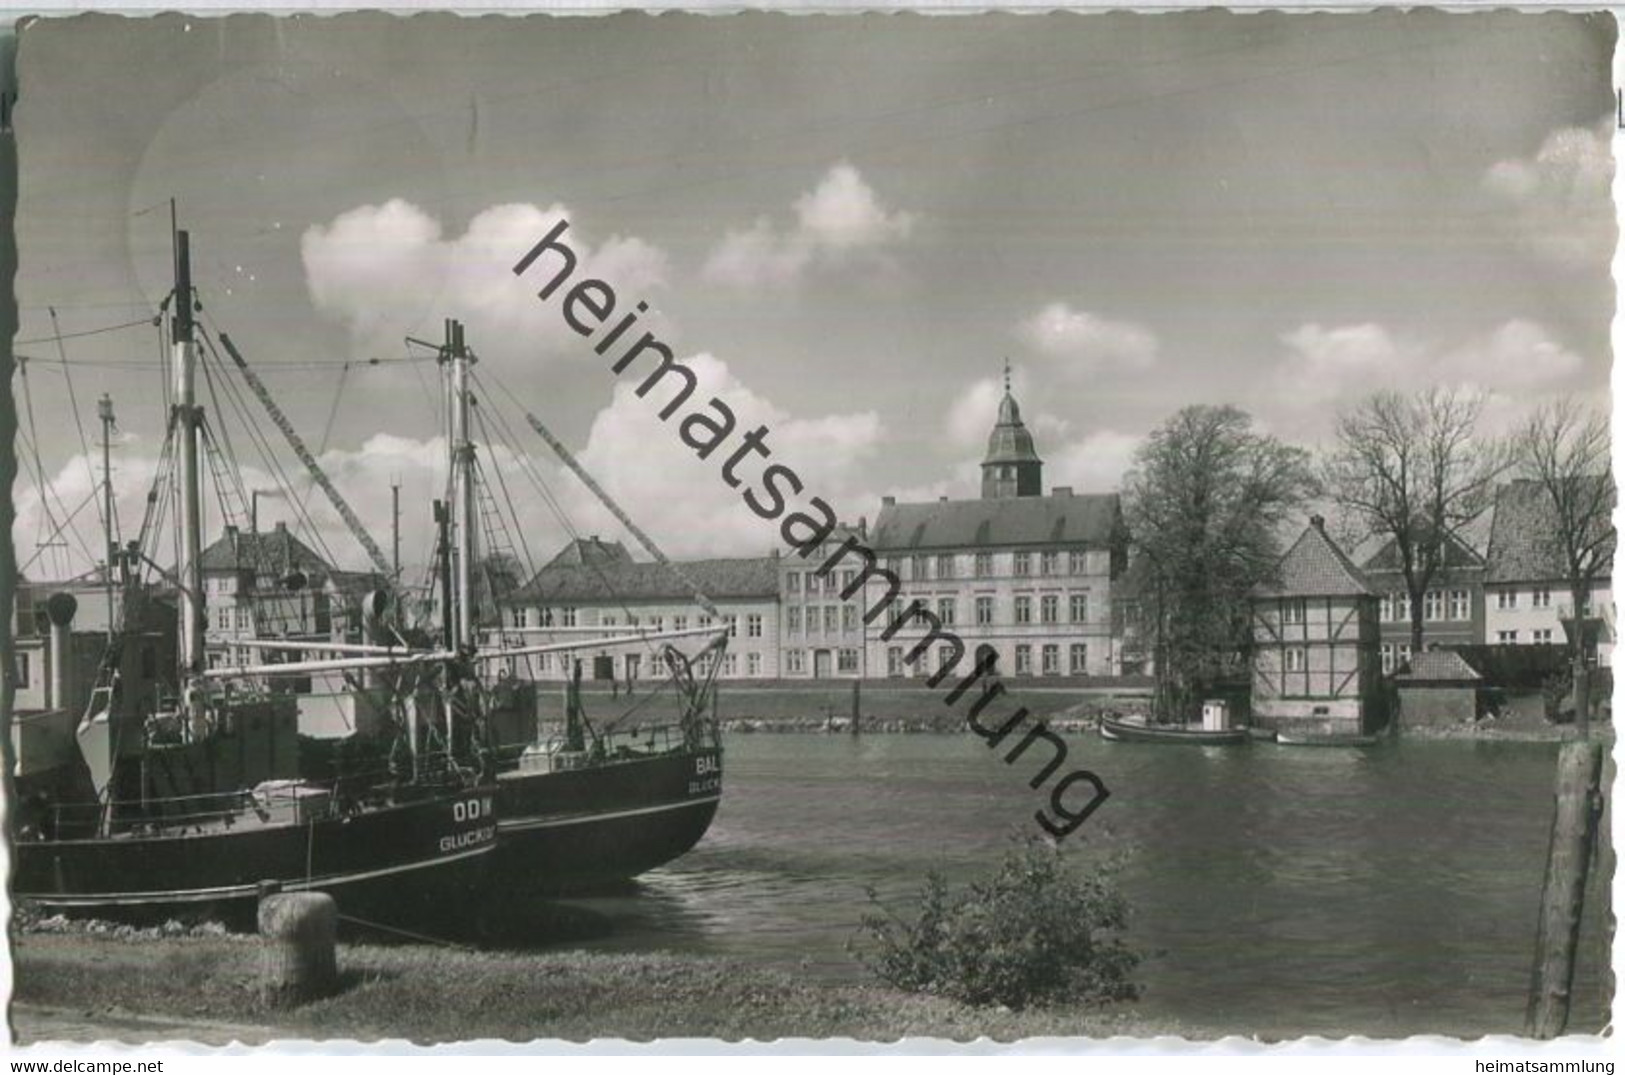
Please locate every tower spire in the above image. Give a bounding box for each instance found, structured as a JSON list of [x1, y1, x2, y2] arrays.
[[980, 362, 1043, 500]]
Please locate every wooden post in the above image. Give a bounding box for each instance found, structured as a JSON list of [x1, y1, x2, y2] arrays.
[[259, 891, 339, 1009], [850, 679, 861, 736], [1525, 740, 1606, 1038]]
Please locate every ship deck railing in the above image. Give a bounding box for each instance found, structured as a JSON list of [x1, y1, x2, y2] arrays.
[[34, 754, 476, 841]]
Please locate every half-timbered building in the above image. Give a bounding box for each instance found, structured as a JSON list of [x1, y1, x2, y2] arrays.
[[1250, 515, 1385, 735]]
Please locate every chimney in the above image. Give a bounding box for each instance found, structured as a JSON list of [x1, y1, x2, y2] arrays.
[[275, 520, 288, 533], [858, 516, 867, 538], [939, 496, 949, 503], [45, 592, 77, 712], [1052, 486, 1073, 498], [1310, 514, 1326, 531], [882, 496, 896, 507]]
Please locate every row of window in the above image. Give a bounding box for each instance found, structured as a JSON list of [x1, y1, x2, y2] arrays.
[[882, 642, 1091, 677], [787, 605, 861, 636], [891, 593, 1092, 629], [524, 649, 767, 678], [517, 609, 765, 639], [785, 549, 1101, 592], [1496, 629, 1554, 644], [1493, 589, 1553, 612], [1378, 590, 1473, 624]]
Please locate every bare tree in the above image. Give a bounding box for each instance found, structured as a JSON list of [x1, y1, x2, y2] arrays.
[[1124, 405, 1317, 722], [1514, 397, 1615, 733], [1323, 388, 1509, 653]]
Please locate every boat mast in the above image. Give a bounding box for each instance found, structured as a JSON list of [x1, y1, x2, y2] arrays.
[[444, 318, 477, 651], [97, 393, 117, 635], [172, 230, 206, 686]]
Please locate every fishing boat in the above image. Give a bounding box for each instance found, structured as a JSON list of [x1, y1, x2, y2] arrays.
[[417, 320, 728, 895], [11, 231, 499, 924], [1098, 714, 1249, 746]]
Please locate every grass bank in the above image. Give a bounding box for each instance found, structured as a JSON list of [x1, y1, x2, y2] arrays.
[[12, 932, 1177, 1043]]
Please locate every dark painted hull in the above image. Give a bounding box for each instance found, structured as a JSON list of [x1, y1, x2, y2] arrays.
[[493, 746, 721, 894], [1099, 717, 1249, 746], [12, 785, 499, 926]]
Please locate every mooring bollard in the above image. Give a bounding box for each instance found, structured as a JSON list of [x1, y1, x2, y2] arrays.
[[258, 890, 338, 1008]]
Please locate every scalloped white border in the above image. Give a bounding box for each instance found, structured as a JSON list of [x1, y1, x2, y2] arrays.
[[0, 4, 1617, 1062]]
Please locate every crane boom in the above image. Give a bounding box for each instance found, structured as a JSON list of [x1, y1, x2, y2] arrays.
[[216, 332, 395, 582], [523, 412, 720, 618]]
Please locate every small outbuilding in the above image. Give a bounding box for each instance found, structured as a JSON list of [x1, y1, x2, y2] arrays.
[[1393, 649, 1485, 726]]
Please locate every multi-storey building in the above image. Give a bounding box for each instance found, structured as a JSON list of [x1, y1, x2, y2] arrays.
[[779, 522, 872, 678], [1483, 478, 1615, 665], [198, 522, 378, 654], [1359, 533, 1487, 673], [861, 381, 1126, 680], [506, 538, 782, 681]]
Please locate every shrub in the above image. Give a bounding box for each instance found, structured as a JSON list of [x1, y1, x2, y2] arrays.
[[854, 838, 1141, 1010], [1543, 666, 1575, 724]]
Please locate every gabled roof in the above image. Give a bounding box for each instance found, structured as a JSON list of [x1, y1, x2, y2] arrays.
[[1394, 649, 1483, 683], [1254, 516, 1373, 598], [543, 537, 633, 569], [508, 555, 780, 605], [1485, 477, 1615, 584], [869, 492, 1120, 552], [1361, 531, 1485, 576], [198, 524, 334, 578]]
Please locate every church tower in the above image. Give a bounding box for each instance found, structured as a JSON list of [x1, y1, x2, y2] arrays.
[[980, 363, 1043, 500]]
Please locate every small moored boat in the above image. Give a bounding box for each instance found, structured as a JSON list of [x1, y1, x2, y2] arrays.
[[1098, 715, 1249, 746]]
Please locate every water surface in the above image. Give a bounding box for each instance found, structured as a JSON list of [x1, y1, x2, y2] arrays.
[[552, 732, 1613, 1038]]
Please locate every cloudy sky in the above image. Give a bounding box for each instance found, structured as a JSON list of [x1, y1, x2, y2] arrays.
[[10, 12, 1616, 578]]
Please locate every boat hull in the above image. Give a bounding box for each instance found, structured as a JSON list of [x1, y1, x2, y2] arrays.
[[12, 786, 499, 926], [493, 745, 721, 894], [1099, 717, 1249, 746]]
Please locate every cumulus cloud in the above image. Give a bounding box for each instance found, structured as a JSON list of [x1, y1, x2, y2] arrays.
[[1046, 431, 1142, 494], [1275, 319, 1591, 425], [1017, 303, 1158, 373], [302, 199, 672, 366], [945, 368, 1034, 449], [1483, 124, 1616, 269], [702, 163, 914, 289], [547, 352, 884, 559], [1276, 322, 1418, 404]]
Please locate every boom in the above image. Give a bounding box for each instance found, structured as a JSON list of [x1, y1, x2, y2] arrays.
[[216, 332, 394, 581], [524, 413, 719, 618]]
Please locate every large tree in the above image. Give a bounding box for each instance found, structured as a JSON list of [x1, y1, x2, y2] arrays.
[[1323, 388, 1509, 653], [1123, 405, 1317, 722], [1513, 397, 1615, 733]]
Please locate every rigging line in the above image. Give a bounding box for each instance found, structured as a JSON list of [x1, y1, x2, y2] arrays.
[[469, 403, 535, 577], [49, 307, 109, 542], [199, 327, 351, 578], [471, 371, 658, 661], [18, 485, 103, 575], [134, 418, 178, 560], [299, 361, 350, 521], [16, 358, 99, 568], [14, 317, 155, 346]]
